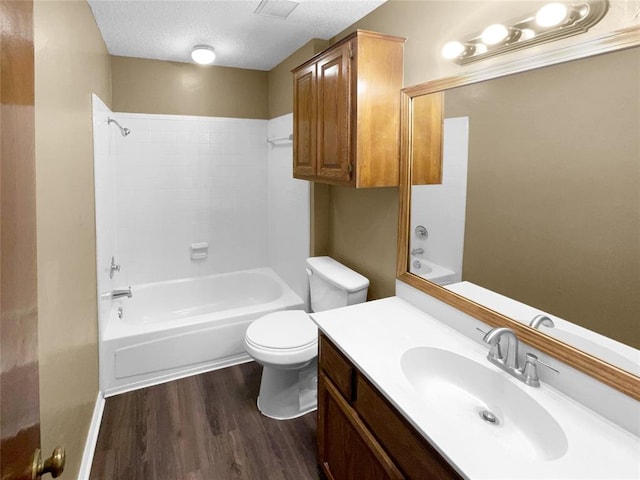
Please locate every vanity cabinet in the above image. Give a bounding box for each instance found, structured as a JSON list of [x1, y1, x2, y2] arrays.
[[318, 334, 462, 480], [292, 30, 405, 187]]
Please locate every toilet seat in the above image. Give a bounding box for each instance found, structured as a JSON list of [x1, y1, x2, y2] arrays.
[[244, 310, 318, 366], [246, 310, 317, 349]]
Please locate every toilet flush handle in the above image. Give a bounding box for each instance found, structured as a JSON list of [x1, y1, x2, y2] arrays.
[[305, 268, 313, 277]]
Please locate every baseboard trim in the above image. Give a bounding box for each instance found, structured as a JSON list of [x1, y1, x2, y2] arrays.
[[77, 391, 105, 480]]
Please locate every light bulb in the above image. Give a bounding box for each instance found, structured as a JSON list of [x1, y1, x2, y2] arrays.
[[441, 41, 465, 59], [481, 24, 509, 45], [519, 29, 536, 41], [191, 45, 216, 65], [536, 3, 569, 27], [474, 43, 488, 55]]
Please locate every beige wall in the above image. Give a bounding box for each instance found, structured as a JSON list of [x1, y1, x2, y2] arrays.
[[34, 1, 111, 477], [308, 1, 475, 299], [292, 0, 638, 301], [112, 56, 268, 118], [445, 48, 640, 348], [267, 38, 329, 119], [326, 187, 399, 300], [316, 1, 566, 299]]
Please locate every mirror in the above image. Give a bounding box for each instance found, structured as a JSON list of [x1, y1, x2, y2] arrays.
[[398, 27, 640, 400]]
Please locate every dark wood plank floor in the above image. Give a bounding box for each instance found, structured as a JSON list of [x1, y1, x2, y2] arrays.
[[90, 362, 320, 480]]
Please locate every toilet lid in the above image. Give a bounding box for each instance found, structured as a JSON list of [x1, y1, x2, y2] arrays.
[[246, 310, 317, 350]]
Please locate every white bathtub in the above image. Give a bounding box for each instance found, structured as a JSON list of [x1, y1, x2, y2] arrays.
[[100, 268, 305, 396]]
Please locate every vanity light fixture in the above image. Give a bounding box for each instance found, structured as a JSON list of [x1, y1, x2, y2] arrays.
[[481, 24, 510, 45], [536, 2, 569, 27], [441, 0, 608, 65], [191, 45, 216, 65], [441, 41, 465, 59]]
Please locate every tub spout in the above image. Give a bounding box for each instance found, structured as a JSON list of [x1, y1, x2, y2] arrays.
[[112, 287, 132, 300]]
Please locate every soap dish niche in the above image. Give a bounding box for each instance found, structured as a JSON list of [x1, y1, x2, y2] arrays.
[[190, 242, 208, 260]]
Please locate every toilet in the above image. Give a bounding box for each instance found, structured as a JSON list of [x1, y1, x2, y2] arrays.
[[244, 256, 369, 420]]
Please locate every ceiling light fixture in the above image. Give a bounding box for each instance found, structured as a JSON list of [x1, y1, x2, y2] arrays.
[[441, 0, 608, 65], [191, 45, 216, 65]]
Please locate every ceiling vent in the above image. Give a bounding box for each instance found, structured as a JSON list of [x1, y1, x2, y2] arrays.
[[254, 0, 300, 20]]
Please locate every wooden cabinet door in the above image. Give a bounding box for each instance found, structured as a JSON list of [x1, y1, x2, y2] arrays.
[[293, 62, 316, 178], [318, 374, 404, 480], [315, 42, 352, 185], [356, 376, 463, 480]]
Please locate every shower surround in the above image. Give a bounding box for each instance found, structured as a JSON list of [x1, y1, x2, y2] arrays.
[[92, 95, 310, 394], [113, 112, 269, 285]]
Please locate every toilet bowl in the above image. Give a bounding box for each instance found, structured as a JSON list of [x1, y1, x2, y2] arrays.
[[244, 256, 369, 420], [245, 311, 318, 419]]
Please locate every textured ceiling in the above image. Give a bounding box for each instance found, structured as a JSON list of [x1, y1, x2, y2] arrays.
[[88, 0, 387, 71]]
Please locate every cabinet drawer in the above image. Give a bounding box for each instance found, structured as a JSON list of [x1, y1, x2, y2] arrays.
[[319, 335, 354, 401], [356, 376, 462, 480]]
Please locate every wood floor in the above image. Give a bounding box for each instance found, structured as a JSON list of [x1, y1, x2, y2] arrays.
[[90, 362, 320, 480]]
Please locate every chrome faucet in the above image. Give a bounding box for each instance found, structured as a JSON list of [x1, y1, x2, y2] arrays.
[[521, 353, 558, 387], [112, 287, 132, 300], [411, 248, 424, 255], [482, 327, 558, 387], [483, 327, 520, 370], [529, 314, 554, 329]]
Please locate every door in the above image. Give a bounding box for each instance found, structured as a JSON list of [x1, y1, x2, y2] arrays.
[[1, 2, 63, 478], [293, 62, 316, 178], [316, 42, 352, 185]]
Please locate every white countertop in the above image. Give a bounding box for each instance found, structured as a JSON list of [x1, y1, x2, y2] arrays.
[[311, 297, 640, 480]]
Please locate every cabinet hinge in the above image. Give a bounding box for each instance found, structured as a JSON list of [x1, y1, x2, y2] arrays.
[[347, 162, 353, 176], [348, 45, 353, 59]]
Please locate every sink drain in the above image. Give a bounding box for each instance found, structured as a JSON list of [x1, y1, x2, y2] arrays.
[[479, 409, 499, 425]]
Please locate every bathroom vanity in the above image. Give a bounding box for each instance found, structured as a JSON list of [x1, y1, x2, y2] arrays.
[[312, 297, 640, 480], [318, 334, 460, 479]]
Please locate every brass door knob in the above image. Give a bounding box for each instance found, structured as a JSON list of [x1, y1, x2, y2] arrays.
[[32, 446, 65, 479]]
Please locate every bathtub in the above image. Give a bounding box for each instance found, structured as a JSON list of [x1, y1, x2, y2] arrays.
[[100, 267, 305, 396]]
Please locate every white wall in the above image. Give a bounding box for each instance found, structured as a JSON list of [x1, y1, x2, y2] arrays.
[[410, 117, 469, 284], [93, 109, 311, 310], [111, 113, 269, 286], [266, 113, 310, 310]]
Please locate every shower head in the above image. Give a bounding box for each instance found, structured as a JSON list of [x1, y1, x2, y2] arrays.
[[108, 117, 131, 137]]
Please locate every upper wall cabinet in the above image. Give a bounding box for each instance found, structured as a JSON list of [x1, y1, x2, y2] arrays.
[[292, 30, 405, 188]]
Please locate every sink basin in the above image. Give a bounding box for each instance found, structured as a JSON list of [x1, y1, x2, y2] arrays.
[[401, 347, 568, 461]]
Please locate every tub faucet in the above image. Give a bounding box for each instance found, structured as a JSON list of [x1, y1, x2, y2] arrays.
[[411, 248, 424, 255], [112, 287, 132, 300]]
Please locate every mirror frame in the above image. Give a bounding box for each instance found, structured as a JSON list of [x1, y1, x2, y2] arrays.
[[397, 24, 640, 401]]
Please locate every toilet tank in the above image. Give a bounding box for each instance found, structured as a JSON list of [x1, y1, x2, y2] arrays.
[[306, 256, 369, 312]]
